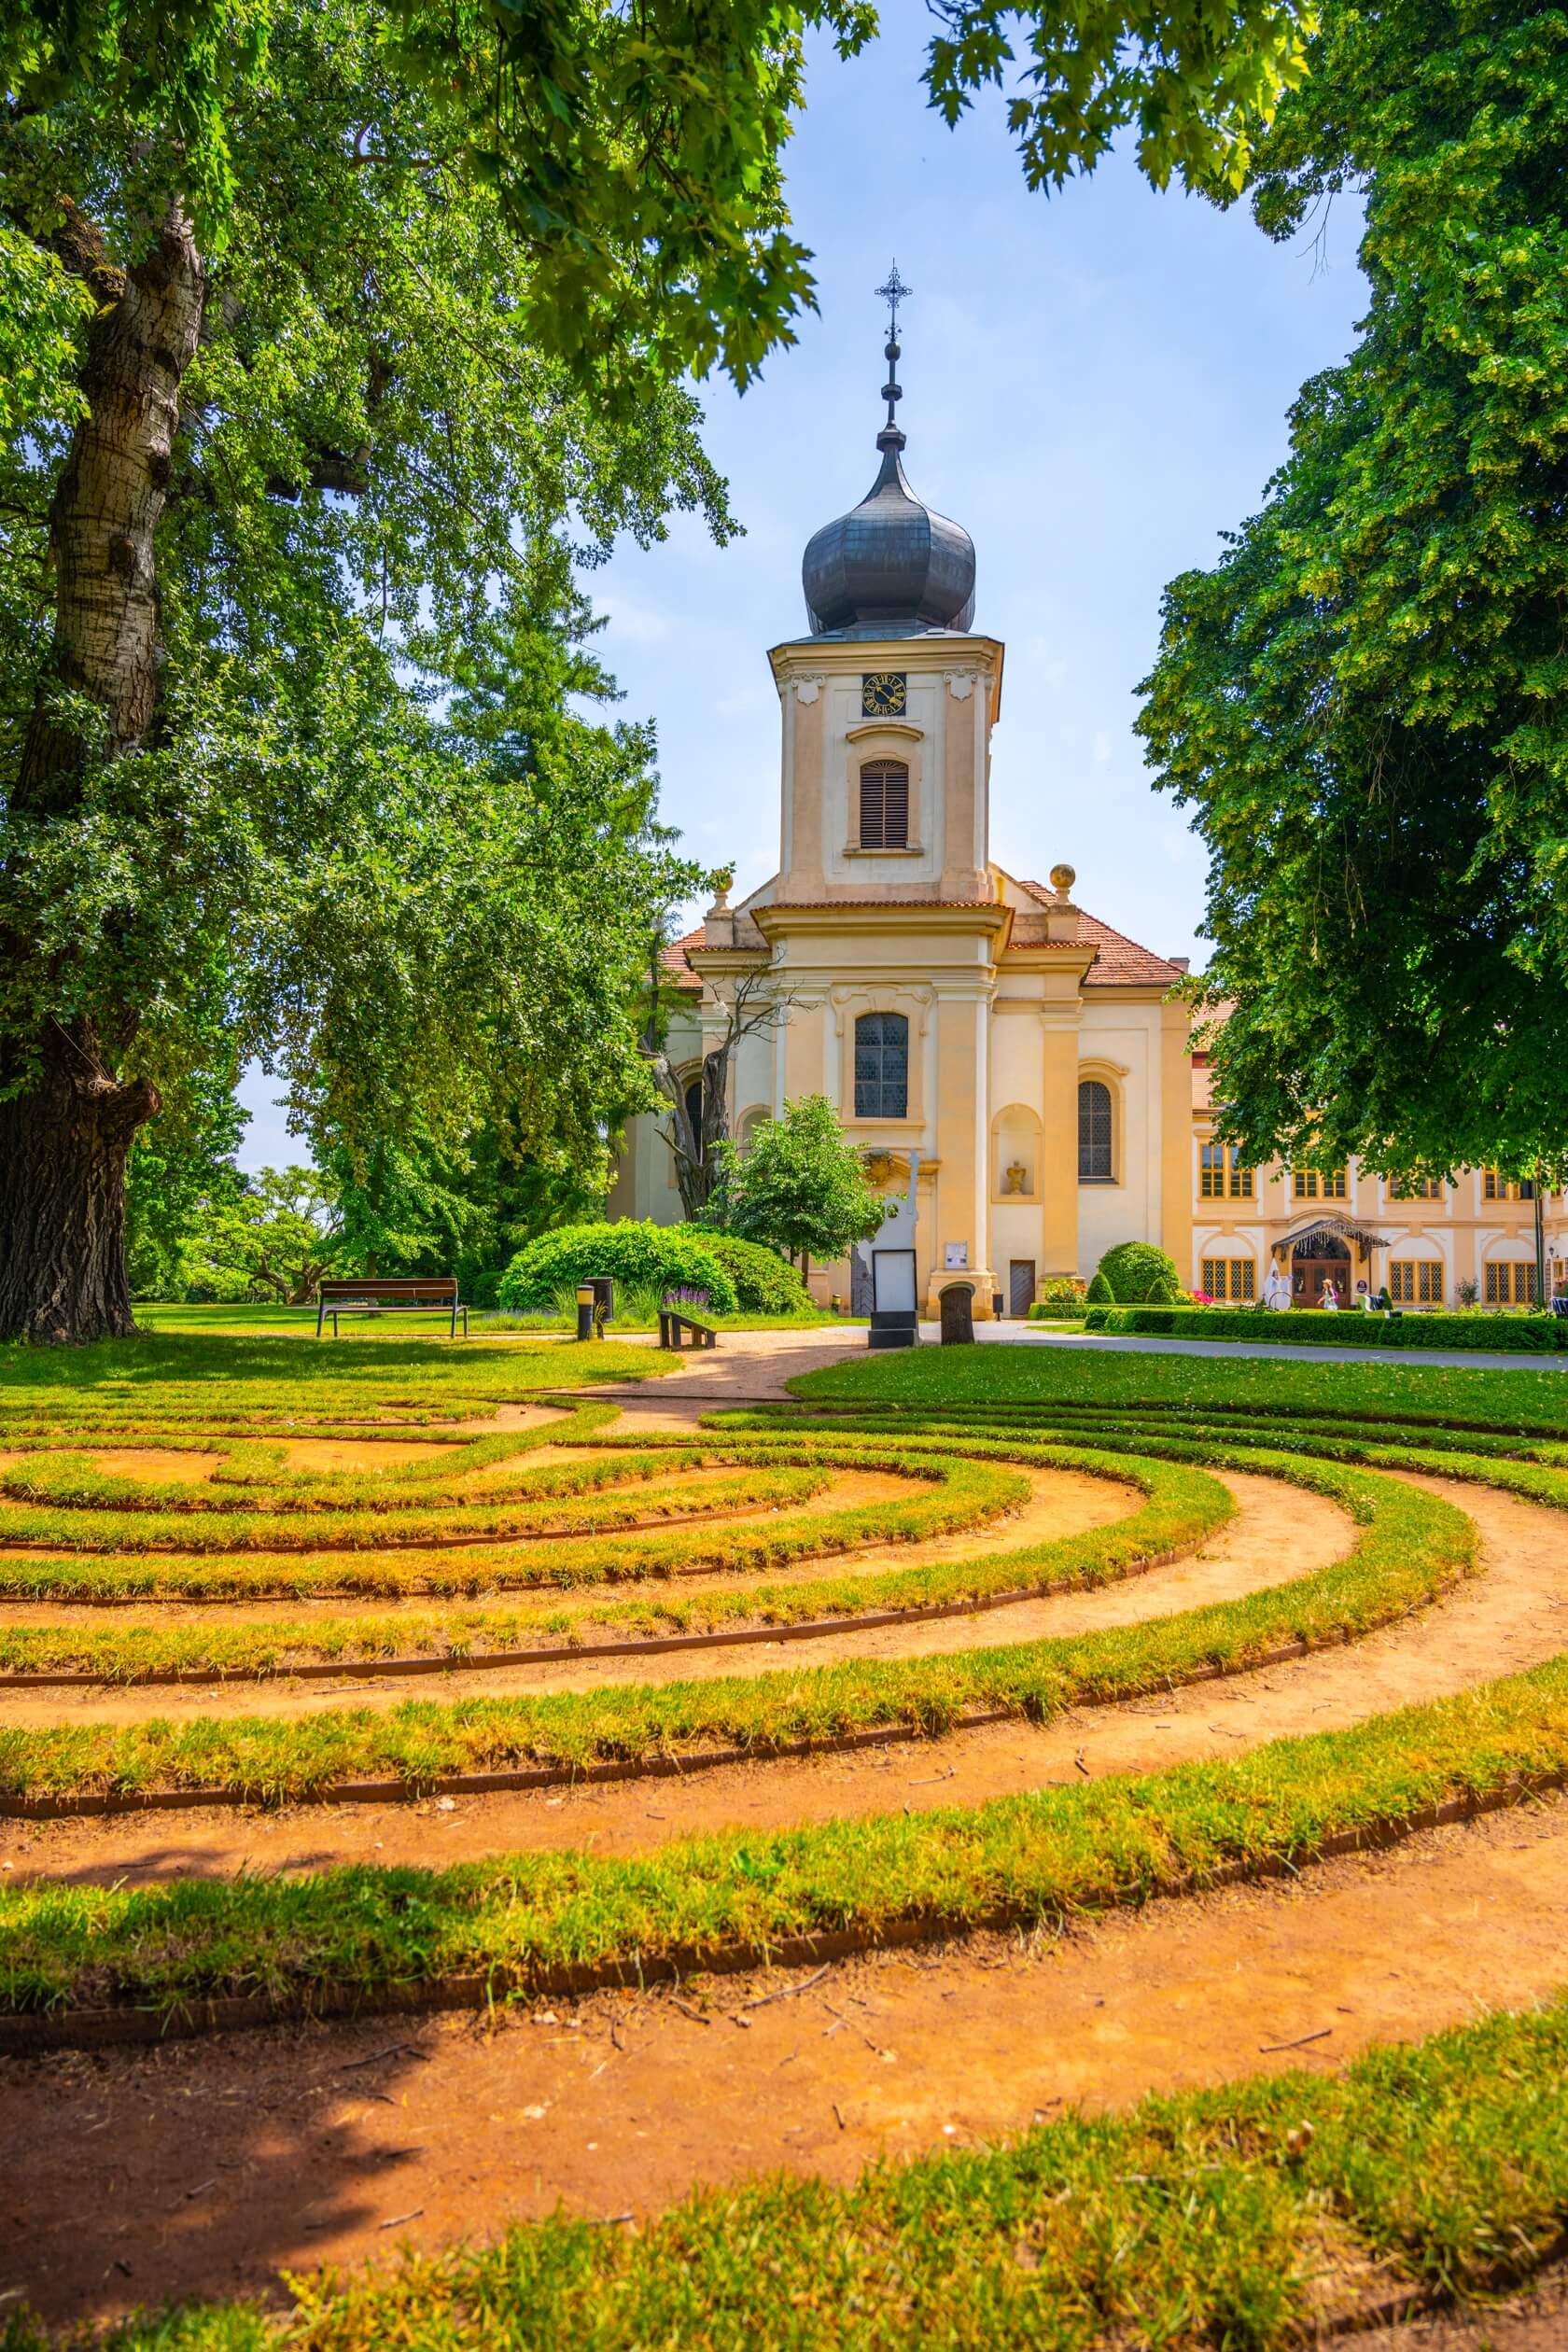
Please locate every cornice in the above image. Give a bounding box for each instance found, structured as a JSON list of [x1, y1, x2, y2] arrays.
[[754, 899, 1012, 940], [767, 635, 1006, 721], [686, 947, 771, 975]]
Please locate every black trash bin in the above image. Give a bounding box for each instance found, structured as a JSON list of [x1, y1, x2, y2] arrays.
[[590, 1275, 615, 1334], [939, 1282, 975, 1345]]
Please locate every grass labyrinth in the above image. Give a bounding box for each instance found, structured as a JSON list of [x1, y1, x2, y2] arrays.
[[5, 1328, 1568, 2344]]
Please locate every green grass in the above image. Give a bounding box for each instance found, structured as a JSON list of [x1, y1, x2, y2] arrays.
[[0, 1451, 1464, 1800], [793, 1339, 1568, 1428], [0, 1443, 1017, 1601], [133, 1301, 852, 1336], [0, 1329, 676, 1438], [6, 1336, 1568, 2346], [0, 1447, 1222, 1681], [8, 1991, 1567, 2348], [2, 1655, 1563, 2017]]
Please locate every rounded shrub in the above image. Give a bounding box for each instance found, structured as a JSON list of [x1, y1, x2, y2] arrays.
[[1085, 1270, 1114, 1305], [497, 1221, 739, 1315], [696, 1234, 813, 1315], [1094, 1241, 1183, 1304]]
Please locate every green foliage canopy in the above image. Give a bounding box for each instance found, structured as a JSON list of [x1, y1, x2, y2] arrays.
[[1, 0, 718, 1216], [1139, 0, 1568, 1183], [186, 1166, 345, 1306], [0, 0, 1318, 400], [704, 1095, 885, 1270], [497, 1218, 741, 1314]]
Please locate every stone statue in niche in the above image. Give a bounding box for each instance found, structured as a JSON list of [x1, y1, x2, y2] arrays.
[[1002, 1159, 1030, 1196]]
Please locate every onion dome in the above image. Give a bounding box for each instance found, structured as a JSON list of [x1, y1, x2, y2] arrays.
[[801, 275, 976, 639]]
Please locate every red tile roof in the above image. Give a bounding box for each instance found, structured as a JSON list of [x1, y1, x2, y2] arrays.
[[661, 925, 705, 994], [1017, 880, 1185, 988], [667, 886, 1183, 993]]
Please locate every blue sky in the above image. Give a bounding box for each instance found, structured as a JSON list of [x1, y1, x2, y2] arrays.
[[235, 15, 1367, 1170]]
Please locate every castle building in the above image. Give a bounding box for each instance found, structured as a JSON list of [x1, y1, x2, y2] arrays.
[[610, 295, 1566, 1315]]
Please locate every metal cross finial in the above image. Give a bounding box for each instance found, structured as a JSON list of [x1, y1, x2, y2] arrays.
[[875, 261, 912, 341], [875, 262, 911, 437]]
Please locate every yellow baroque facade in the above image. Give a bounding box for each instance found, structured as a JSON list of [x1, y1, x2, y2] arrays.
[[610, 340, 1567, 1316], [1192, 1048, 1565, 1311]]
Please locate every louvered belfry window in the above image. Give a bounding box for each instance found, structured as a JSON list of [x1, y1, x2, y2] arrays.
[[859, 761, 910, 848]]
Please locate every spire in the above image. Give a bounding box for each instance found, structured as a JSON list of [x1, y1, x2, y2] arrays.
[[798, 257, 976, 638], [873, 260, 912, 453]]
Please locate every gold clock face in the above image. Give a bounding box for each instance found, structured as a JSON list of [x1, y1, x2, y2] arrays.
[[861, 671, 907, 719]]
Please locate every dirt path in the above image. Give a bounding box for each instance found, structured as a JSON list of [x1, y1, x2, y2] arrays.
[[576, 1326, 864, 1427], [0, 1468, 1328, 1749], [8, 1470, 1556, 1886], [4, 1797, 1564, 2330], [0, 1459, 1122, 1640]]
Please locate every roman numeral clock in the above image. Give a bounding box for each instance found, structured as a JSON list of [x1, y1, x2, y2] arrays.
[[861, 671, 907, 718]]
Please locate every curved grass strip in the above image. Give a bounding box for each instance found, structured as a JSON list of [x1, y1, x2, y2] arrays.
[[0, 1419, 647, 1513], [732, 1402, 1568, 1514], [0, 1646, 1559, 2020], [0, 1449, 1223, 1683], [1013, 1421, 1568, 1514], [0, 1457, 837, 1553], [10, 1995, 1563, 2350], [0, 1449, 1017, 1603], [0, 1337, 674, 1441], [0, 1457, 1467, 1804]]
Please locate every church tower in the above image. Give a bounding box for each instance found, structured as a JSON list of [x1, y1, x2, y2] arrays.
[[616, 264, 1193, 1322], [769, 265, 1003, 907]]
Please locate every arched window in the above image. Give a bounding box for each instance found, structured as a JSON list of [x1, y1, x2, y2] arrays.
[[1078, 1079, 1113, 1182], [854, 1012, 909, 1119], [859, 760, 909, 849]]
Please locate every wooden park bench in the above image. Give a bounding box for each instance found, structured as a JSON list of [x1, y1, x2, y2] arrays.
[[657, 1298, 718, 1351], [316, 1277, 469, 1338]]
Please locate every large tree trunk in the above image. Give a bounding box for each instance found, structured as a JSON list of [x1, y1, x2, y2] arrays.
[[0, 201, 204, 1342], [0, 1025, 160, 1343]]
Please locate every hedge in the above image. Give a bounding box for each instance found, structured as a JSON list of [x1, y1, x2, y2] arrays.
[[1093, 1241, 1182, 1304], [1083, 1305, 1568, 1352], [497, 1220, 739, 1315], [694, 1233, 814, 1315]]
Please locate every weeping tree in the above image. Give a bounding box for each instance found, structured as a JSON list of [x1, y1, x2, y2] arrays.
[[0, 2, 717, 1340]]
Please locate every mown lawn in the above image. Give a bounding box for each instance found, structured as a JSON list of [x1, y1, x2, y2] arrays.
[[0, 1326, 676, 1435], [793, 1337, 1568, 1429]]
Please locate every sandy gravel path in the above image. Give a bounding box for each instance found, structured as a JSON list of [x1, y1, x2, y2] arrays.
[[7, 1469, 1555, 1883], [3, 1797, 1564, 2330]]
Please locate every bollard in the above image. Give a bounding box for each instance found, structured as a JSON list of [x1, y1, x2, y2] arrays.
[[575, 1284, 595, 1342]]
